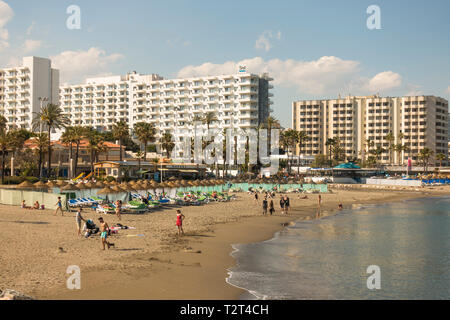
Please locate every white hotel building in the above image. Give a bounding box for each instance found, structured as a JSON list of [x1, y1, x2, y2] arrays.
[[0, 57, 59, 130], [292, 95, 449, 166], [60, 71, 273, 157]]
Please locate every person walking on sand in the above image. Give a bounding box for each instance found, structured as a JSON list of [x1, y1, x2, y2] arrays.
[[98, 217, 113, 250], [54, 197, 64, 216], [262, 197, 268, 215], [76, 208, 85, 236], [316, 194, 322, 219], [269, 199, 275, 215], [176, 210, 185, 236], [254, 192, 259, 204], [115, 200, 122, 221]]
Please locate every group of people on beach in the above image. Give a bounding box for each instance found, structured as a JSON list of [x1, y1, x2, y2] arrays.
[[254, 191, 291, 216]]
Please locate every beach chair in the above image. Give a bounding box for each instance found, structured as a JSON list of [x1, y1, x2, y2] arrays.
[[68, 199, 82, 207]]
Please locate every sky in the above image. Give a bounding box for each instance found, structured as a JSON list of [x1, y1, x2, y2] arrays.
[[0, 0, 449, 127]]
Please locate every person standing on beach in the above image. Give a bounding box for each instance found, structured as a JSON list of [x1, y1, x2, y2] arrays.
[[284, 196, 290, 214], [316, 194, 322, 219], [254, 192, 259, 203], [76, 208, 85, 236], [115, 200, 122, 221], [262, 197, 268, 215], [98, 217, 113, 250], [280, 196, 286, 214], [54, 197, 64, 216], [269, 200, 275, 215], [176, 210, 185, 236]]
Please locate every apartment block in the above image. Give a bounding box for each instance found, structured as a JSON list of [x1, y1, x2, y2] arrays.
[[0, 57, 59, 130], [292, 95, 449, 165], [60, 71, 273, 157]]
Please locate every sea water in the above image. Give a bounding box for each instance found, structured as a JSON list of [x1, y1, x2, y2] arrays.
[[227, 197, 450, 300]]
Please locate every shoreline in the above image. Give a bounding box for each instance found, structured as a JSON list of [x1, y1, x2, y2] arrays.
[[2, 186, 449, 300]]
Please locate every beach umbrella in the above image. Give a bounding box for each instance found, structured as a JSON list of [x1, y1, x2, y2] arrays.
[[61, 184, 79, 191], [94, 181, 105, 188], [17, 181, 35, 189], [46, 180, 57, 187], [76, 182, 87, 189], [56, 180, 67, 186], [111, 185, 127, 193], [84, 182, 95, 189], [33, 181, 48, 189], [97, 186, 113, 195]]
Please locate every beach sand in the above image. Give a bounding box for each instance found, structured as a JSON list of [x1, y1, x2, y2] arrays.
[[1, 186, 449, 300]]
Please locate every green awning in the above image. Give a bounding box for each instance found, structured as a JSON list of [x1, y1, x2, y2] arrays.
[[334, 162, 361, 169]]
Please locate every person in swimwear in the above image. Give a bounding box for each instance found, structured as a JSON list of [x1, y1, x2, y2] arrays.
[[54, 196, 64, 216], [176, 210, 185, 237], [98, 217, 113, 250]]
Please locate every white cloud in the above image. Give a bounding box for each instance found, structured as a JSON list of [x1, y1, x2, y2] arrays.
[[178, 56, 362, 95], [22, 39, 42, 54], [255, 31, 281, 52], [50, 47, 124, 84], [367, 71, 402, 92], [178, 56, 405, 96], [0, 0, 14, 50]]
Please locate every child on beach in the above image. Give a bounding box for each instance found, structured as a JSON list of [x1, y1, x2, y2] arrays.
[[115, 200, 122, 221], [54, 197, 64, 216], [98, 217, 114, 250], [269, 200, 275, 215], [176, 210, 185, 236]]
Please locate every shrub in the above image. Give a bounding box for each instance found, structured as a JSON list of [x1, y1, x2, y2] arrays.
[[105, 176, 116, 182]]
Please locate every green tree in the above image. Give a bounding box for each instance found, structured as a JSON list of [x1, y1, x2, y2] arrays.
[[161, 132, 175, 158], [134, 122, 156, 161], [85, 128, 107, 175], [296, 131, 310, 174], [385, 131, 395, 164], [370, 145, 385, 167], [325, 138, 337, 166], [0, 128, 11, 184], [32, 103, 70, 178], [436, 153, 446, 167], [112, 121, 130, 162], [202, 112, 218, 130], [418, 148, 434, 172]]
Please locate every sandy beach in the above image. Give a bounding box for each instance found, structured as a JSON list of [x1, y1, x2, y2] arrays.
[[1, 186, 449, 300]]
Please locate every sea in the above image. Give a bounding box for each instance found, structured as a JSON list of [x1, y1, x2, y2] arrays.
[[226, 197, 450, 300]]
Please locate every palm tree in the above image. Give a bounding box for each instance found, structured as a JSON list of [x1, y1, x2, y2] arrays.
[[259, 116, 281, 152], [370, 145, 385, 167], [418, 148, 434, 172], [191, 115, 203, 162], [134, 122, 156, 161], [8, 129, 32, 177], [61, 126, 76, 178], [325, 138, 337, 166], [161, 132, 175, 158], [0, 128, 11, 184], [363, 138, 374, 163], [280, 129, 297, 174], [202, 112, 218, 130], [436, 153, 446, 167], [296, 131, 310, 174], [394, 144, 403, 166], [32, 103, 70, 178], [112, 121, 129, 162], [70, 126, 86, 177], [85, 128, 106, 175], [385, 132, 395, 164], [135, 151, 144, 177]]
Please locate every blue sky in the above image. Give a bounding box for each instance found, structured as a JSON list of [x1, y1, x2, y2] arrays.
[[1, 0, 449, 127]]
